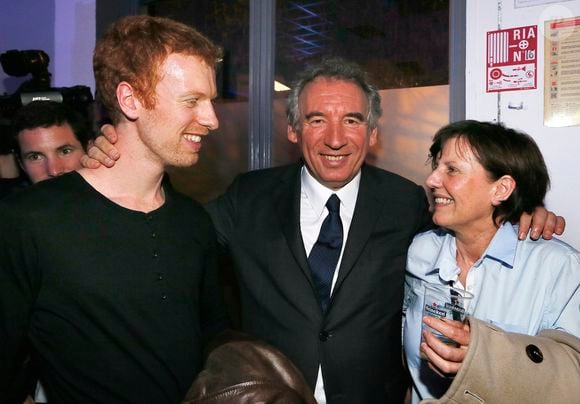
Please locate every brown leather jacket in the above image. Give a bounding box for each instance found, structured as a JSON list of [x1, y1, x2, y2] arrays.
[[183, 332, 316, 404]]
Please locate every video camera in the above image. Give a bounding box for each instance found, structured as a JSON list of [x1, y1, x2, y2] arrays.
[[0, 49, 94, 153]]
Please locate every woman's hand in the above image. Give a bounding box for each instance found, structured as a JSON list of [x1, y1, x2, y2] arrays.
[[420, 316, 471, 376]]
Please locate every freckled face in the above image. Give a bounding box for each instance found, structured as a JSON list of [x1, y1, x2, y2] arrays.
[[425, 137, 498, 234], [18, 124, 84, 183], [287, 77, 377, 190], [137, 53, 219, 168]]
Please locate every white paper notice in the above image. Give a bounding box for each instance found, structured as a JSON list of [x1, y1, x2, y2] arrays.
[[544, 17, 580, 127]]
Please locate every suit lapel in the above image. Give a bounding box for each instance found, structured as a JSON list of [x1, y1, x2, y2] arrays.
[[333, 166, 383, 296], [272, 165, 314, 286]]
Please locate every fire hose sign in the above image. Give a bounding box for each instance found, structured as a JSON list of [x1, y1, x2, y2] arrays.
[[487, 25, 538, 92]]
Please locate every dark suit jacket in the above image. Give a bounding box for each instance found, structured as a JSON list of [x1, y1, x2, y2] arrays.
[[207, 163, 432, 404]]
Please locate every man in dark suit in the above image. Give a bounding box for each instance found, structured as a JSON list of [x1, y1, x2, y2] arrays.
[[85, 57, 563, 404], [204, 58, 430, 403]]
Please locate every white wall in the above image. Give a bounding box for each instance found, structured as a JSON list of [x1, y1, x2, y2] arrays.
[[466, 0, 580, 249]]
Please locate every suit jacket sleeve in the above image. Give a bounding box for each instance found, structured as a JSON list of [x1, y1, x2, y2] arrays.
[[205, 176, 239, 252], [422, 317, 580, 404]]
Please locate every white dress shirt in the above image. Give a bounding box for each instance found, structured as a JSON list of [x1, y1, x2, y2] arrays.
[[300, 166, 360, 403]]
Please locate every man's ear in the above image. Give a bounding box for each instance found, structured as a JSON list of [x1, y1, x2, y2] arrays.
[[287, 124, 299, 144], [492, 175, 516, 206], [368, 127, 378, 147], [116, 81, 139, 121]]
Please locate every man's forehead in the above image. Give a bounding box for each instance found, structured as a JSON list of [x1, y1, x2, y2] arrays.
[[19, 124, 78, 144], [158, 53, 217, 95], [302, 76, 362, 92], [159, 53, 214, 74], [299, 77, 368, 112]]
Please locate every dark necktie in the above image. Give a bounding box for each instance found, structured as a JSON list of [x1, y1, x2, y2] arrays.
[[308, 194, 343, 313]]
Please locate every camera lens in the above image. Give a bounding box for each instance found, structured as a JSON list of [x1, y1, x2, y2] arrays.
[[0, 50, 50, 77]]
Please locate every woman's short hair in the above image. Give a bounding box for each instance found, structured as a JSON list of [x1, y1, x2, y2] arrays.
[[428, 120, 550, 225]]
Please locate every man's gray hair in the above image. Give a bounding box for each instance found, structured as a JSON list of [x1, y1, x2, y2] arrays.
[[286, 57, 382, 133]]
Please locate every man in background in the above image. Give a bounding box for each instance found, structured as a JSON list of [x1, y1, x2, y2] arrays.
[[12, 100, 90, 184], [0, 15, 227, 403], [0, 145, 24, 199], [0, 102, 92, 402], [0, 100, 90, 201]]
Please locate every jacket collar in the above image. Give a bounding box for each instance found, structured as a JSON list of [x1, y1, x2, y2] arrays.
[[333, 165, 386, 295], [272, 164, 313, 289]]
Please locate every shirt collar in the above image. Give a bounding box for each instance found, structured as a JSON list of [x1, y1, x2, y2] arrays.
[[478, 222, 518, 269], [301, 166, 361, 218], [435, 222, 518, 283], [433, 229, 460, 282]]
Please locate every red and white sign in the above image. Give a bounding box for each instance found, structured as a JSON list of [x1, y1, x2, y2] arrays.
[[486, 25, 537, 92]]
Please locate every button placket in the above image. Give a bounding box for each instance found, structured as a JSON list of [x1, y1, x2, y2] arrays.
[[145, 214, 167, 301], [146, 215, 160, 260]]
